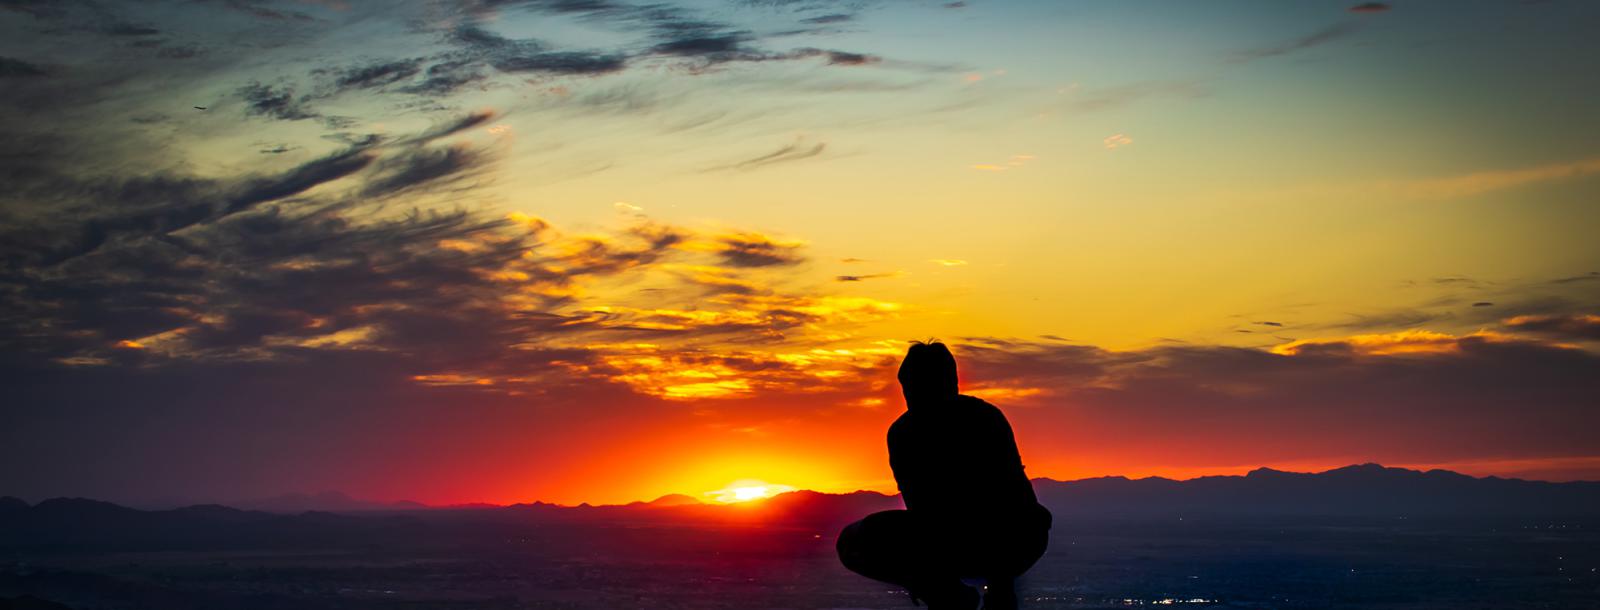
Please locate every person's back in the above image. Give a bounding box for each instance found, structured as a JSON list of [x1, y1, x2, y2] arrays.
[[837, 341, 1051, 610], [888, 394, 1045, 531]]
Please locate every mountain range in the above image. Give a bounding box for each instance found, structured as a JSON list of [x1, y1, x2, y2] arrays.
[[3, 464, 1595, 550]]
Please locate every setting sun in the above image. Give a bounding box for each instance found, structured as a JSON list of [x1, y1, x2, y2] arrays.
[[706, 480, 797, 504]]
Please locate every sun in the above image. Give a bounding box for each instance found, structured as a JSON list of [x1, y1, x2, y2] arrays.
[[733, 486, 769, 501], [706, 479, 797, 504]]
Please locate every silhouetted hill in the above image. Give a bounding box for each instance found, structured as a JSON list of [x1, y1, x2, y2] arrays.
[[0, 496, 28, 514], [619, 493, 704, 508], [6, 465, 1596, 552], [234, 491, 428, 513], [753, 490, 903, 525], [643, 493, 703, 507], [0, 498, 420, 550], [1032, 463, 1600, 518]]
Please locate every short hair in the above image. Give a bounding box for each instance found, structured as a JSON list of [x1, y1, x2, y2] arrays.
[[897, 340, 958, 396]]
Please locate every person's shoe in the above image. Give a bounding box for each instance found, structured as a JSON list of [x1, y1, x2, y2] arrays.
[[980, 580, 1018, 610]]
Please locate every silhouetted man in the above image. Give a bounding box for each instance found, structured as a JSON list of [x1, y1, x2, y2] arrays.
[[837, 341, 1051, 609]]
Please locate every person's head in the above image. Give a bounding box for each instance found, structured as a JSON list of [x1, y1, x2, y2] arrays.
[[898, 340, 959, 407]]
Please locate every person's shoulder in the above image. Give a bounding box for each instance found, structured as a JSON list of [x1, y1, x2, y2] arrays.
[[888, 410, 914, 436], [955, 394, 1010, 424], [955, 394, 1003, 415]]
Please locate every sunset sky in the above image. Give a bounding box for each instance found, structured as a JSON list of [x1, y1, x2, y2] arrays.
[[2, 0, 1598, 507]]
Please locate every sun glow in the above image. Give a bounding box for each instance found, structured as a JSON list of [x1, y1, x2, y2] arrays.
[[705, 479, 797, 504]]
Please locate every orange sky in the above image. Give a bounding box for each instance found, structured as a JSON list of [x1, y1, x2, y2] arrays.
[[2, 0, 1599, 507]]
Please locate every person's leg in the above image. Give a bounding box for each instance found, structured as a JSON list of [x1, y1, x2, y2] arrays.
[[836, 510, 978, 609], [837, 510, 921, 586], [976, 524, 1050, 610]]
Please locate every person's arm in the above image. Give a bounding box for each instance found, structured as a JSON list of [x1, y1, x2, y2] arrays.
[[887, 420, 923, 510], [979, 400, 1041, 508]]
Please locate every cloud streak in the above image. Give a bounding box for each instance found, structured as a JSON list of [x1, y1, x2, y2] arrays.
[[702, 138, 827, 172], [1232, 22, 1361, 62]]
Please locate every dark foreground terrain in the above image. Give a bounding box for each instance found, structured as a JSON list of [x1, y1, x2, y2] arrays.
[[3, 465, 1598, 609]]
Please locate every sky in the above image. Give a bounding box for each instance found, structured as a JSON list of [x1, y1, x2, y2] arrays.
[[2, 0, 1598, 507]]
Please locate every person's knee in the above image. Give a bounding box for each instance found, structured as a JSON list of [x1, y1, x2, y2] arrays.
[[835, 519, 867, 569]]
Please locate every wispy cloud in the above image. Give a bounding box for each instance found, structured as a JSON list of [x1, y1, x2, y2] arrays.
[[971, 153, 1035, 171], [1503, 314, 1600, 340], [237, 82, 318, 121], [836, 271, 900, 282], [1394, 157, 1600, 199], [1061, 80, 1206, 113], [702, 137, 827, 172], [1231, 22, 1362, 62], [707, 232, 806, 267]]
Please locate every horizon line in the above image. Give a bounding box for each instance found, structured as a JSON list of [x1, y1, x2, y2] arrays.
[[13, 462, 1600, 511]]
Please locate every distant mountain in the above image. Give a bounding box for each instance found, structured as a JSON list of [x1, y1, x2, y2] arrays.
[[637, 493, 703, 507], [234, 491, 428, 513], [754, 489, 903, 525], [0, 497, 420, 550], [0, 495, 30, 514], [5, 465, 1596, 551], [1032, 463, 1600, 518]]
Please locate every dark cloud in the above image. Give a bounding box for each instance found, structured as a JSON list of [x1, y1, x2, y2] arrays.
[[1552, 272, 1599, 284], [836, 272, 896, 282], [0, 0, 66, 18], [953, 335, 1600, 466], [801, 13, 853, 24], [0, 120, 713, 378], [97, 21, 161, 36], [0, 57, 47, 78], [702, 138, 827, 171], [462, 1, 881, 71], [402, 60, 485, 95], [408, 111, 498, 144], [216, 0, 315, 22], [334, 59, 423, 91], [715, 233, 805, 268], [361, 145, 487, 198], [446, 25, 629, 77], [0, 141, 380, 272], [791, 47, 881, 66], [237, 82, 319, 121], [156, 43, 204, 59], [652, 32, 753, 61], [1253, 321, 1284, 327], [223, 146, 377, 214], [1473, 302, 1494, 307], [556, 223, 689, 276], [1348, 2, 1390, 13], [320, 115, 360, 129], [184, 0, 890, 108], [1503, 314, 1600, 340], [493, 50, 628, 75]]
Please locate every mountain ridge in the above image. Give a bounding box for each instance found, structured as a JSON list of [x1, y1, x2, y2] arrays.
[[3, 463, 1596, 551], [5, 463, 1596, 517]]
